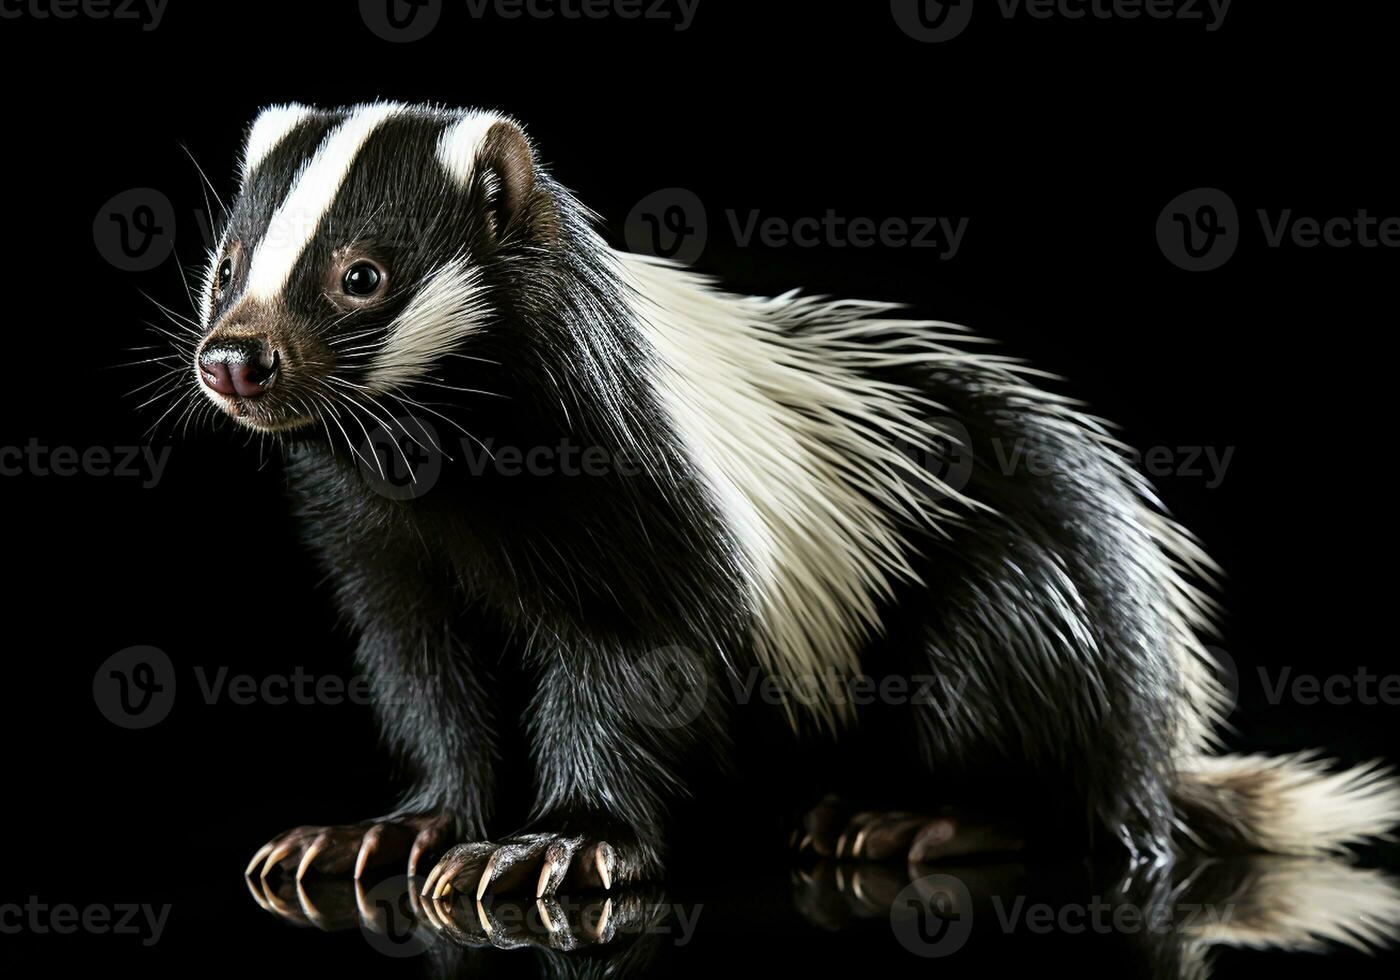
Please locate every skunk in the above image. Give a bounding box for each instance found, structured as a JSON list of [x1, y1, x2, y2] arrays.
[[178, 102, 1399, 900]]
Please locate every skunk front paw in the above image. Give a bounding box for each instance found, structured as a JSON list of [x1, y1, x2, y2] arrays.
[[423, 827, 653, 900]]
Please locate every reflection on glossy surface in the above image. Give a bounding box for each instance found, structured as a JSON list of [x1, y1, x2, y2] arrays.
[[792, 854, 1400, 977], [244, 853, 1400, 978], [247, 872, 677, 973]]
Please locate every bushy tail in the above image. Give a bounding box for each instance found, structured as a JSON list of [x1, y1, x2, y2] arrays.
[[1174, 752, 1400, 856]]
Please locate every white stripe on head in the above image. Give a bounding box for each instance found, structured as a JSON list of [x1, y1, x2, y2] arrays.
[[435, 110, 505, 187], [240, 103, 314, 180], [362, 257, 490, 393], [245, 101, 405, 303]]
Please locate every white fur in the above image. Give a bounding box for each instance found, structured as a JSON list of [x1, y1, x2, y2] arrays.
[[1188, 857, 1400, 955], [200, 102, 1399, 860], [616, 252, 999, 732], [245, 102, 405, 303], [614, 252, 1234, 745], [436, 110, 505, 188], [363, 257, 491, 393], [199, 243, 219, 331], [1181, 752, 1400, 856], [1138, 507, 1228, 755], [240, 103, 313, 180]]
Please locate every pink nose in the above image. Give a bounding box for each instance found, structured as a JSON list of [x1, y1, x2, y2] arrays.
[[199, 341, 277, 398]]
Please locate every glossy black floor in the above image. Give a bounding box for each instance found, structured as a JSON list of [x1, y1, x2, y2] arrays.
[[5, 1, 1400, 975], [17, 830, 1400, 976]]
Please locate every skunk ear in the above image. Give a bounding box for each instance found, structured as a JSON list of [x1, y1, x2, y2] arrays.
[[477, 120, 539, 240], [438, 112, 550, 244]]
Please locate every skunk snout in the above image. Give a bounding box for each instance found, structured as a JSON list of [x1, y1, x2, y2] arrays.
[[199, 338, 278, 398]]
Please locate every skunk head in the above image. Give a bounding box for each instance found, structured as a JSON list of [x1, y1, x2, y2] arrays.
[[191, 102, 557, 438]]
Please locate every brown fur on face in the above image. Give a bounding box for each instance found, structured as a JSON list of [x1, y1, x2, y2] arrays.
[[196, 296, 335, 432]]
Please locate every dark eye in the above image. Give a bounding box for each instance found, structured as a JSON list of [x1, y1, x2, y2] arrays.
[[216, 257, 233, 292], [342, 262, 384, 297]]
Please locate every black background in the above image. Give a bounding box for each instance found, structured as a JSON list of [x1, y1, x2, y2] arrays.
[[3, 0, 1398, 975]]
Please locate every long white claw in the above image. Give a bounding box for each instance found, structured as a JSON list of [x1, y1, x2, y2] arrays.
[[245, 842, 274, 878], [596, 846, 612, 891], [421, 859, 444, 899], [354, 825, 383, 880], [261, 840, 298, 879], [475, 851, 501, 901], [296, 835, 328, 881], [537, 854, 558, 899]]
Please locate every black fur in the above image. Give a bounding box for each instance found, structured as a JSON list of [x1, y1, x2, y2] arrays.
[[191, 105, 1376, 888]]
